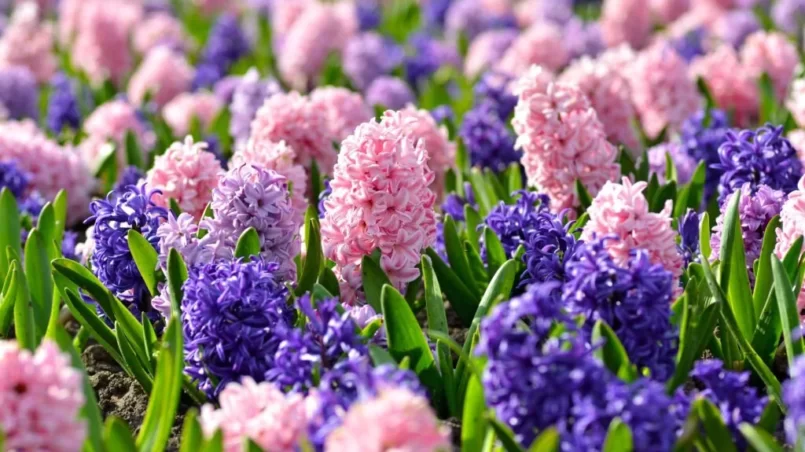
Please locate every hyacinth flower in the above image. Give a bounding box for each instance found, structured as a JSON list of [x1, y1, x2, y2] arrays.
[[228, 68, 282, 149], [679, 109, 731, 203], [193, 14, 250, 90], [784, 356, 805, 446]]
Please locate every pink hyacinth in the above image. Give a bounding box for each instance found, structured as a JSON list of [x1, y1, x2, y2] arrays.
[[777, 176, 805, 311], [133, 12, 187, 55], [582, 177, 684, 292], [193, 0, 241, 15], [163, 92, 223, 137], [789, 130, 805, 165], [58, 0, 141, 44], [788, 80, 805, 128], [601, 0, 652, 49], [741, 31, 798, 100], [690, 46, 758, 127], [230, 140, 308, 225], [597, 44, 637, 79], [0, 340, 86, 452], [321, 115, 437, 303], [147, 136, 223, 219], [271, 0, 314, 37], [464, 29, 518, 77], [560, 56, 641, 153], [70, 0, 139, 86], [200, 378, 307, 452], [0, 2, 56, 83], [82, 99, 153, 171], [382, 106, 456, 198], [128, 46, 193, 108], [0, 120, 92, 222], [629, 44, 700, 139], [512, 67, 620, 212], [278, 3, 356, 91], [250, 91, 336, 173], [497, 22, 568, 77], [324, 388, 450, 452], [310, 87, 373, 142], [650, 0, 690, 24]]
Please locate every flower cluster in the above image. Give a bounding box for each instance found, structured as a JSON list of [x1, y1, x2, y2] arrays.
[[193, 14, 249, 89], [679, 109, 731, 202]]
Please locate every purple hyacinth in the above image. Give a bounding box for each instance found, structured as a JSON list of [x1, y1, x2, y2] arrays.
[[444, 0, 517, 42], [715, 125, 803, 204], [403, 34, 460, 89], [266, 296, 368, 392], [62, 231, 79, 261], [46, 73, 82, 134], [0, 160, 29, 199], [672, 27, 707, 63], [648, 142, 697, 185], [192, 14, 250, 89], [484, 191, 552, 257], [318, 179, 331, 219], [355, 0, 381, 31], [784, 356, 805, 445], [474, 72, 517, 120], [678, 209, 700, 267], [365, 76, 415, 110], [691, 360, 767, 446], [87, 182, 168, 308], [0, 66, 38, 121], [711, 184, 784, 269], [563, 238, 678, 381], [430, 105, 453, 125], [229, 68, 281, 147], [680, 109, 731, 202], [460, 101, 520, 172], [442, 183, 476, 222], [203, 165, 300, 279], [182, 258, 294, 399], [115, 166, 144, 191], [718, 10, 760, 48], [772, 0, 805, 35], [423, 0, 453, 28], [343, 32, 404, 91], [563, 18, 605, 60]]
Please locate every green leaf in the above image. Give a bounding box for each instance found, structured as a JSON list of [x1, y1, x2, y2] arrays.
[[603, 418, 633, 452], [23, 229, 52, 339], [506, 163, 523, 193], [179, 409, 203, 452], [318, 266, 341, 298], [464, 205, 482, 252], [695, 398, 738, 452], [243, 438, 263, 452], [753, 217, 780, 319], [668, 277, 719, 391], [368, 344, 397, 366], [381, 284, 443, 404], [143, 313, 158, 368], [422, 256, 457, 416], [443, 216, 481, 299], [115, 322, 154, 392], [13, 263, 35, 350], [52, 190, 68, 245], [169, 198, 182, 217], [0, 188, 21, 283], [124, 130, 143, 169], [488, 418, 526, 452], [700, 211, 712, 261], [295, 216, 323, 296], [166, 249, 188, 318], [234, 227, 261, 261], [461, 375, 488, 452], [62, 288, 123, 364], [136, 319, 184, 452], [465, 241, 489, 291], [52, 258, 119, 323], [468, 169, 494, 217], [528, 428, 560, 452], [104, 417, 137, 452], [772, 255, 805, 367], [361, 254, 393, 313], [696, 77, 716, 128], [575, 179, 593, 210], [202, 429, 224, 452], [738, 424, 783, 452], [0, 264, 17, 336], [759, 72, 780, 124], [128, 230, 160, 296], [718, 190, 755, 337], [665, 151, 678, 184], [424, 248, 478, 326], [592, 321, 638, 382], [675, 162, 707, 217], [483, 226, 506, 278], [93, 143, 118, 195], [36, 203, 56, 254]]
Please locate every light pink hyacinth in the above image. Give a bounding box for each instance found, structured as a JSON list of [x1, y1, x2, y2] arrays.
[[147, 136, 223, 219], [690, 46, 758, 127], [321, 115, 437, 303], [497, 22, 568, 77], [58, 0, 141, 44], [200, 378, 307, 452], [582, 177, 684, 291], [789, 130, 805, 165], [310, 87, 374, 142], [650, 0, 690, 24], [512, 66, 620, 212], [133, 12, 187, 55], [741, 31, 798, 100], [324, 388, 450, 452], [464, 29, 518, 77], [0, 340, 86, 452], [128, 46, 194, 108], [788, 80, 805, 128], [629, 44, 700, 138], [250, 91, 336, 173], [560, 56, 640, 153], [163, 92, 223, 136], [777, 176, 805, 311], [0, 120, 92, 222], [193, 0, 241, 15], [601, 0, 652, 49], [272, 0, 314, 37], [0, 2, 56, 83], [230, 140, 308, 225], [82, 100, 153, 171], [71, 0, 139, 86]]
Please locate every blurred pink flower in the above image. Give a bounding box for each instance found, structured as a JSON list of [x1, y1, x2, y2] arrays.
[[464, 29, 518, 77], [250, 91, 336, 173], [741, 31, 798, 100], [82, 99, 154, 171], [787, 80, 805, 128], [193, 0, 241, 15], [690, 45, 758, 127], [789, 130, 805, 165], [200, 378, 307, 452], [650, 0, 690, 24], [325, 388, 450, 452], [0, 340, 85, 452], [512, 68, 620, 212], [133, 12, 187, 55], [272, 0, 315, 37], [776, 176, 805, 311], [163, 92, 223, 136], [582, 177, 684, 291], [0, 2, 56, 83], [321, 116, 437, 303], [601, 0, 652, 49], [147, 136, 223, 219], [230, 140, 308, 226], [310, 86, 373, 142], [629, 44, 700, 138], [560, 56, 640, 153], [0, 120, 92, 222], [498, 22, 568, 77], [128, 46, 194, 108]]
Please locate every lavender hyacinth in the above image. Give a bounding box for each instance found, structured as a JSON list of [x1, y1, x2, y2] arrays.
[[156, 212, 215, 269], [403, 34, 460, 89], [563, 18, 604, 60], [0, 66, 38, 121], [365, 76, 415, 109], [182, 258, 294, 399], [678, 209, 700, 267], [193, 14, 250, 89], [474, 72, 517, 120], [784, 356, 805, 446], [460, 101, 520, 172], [715, 125, 802, 204], [46, 73, 82, 133], [717, 10, 760, 48], [648, 142, 697, 185], [115, 166, 144, 191], [229, 68, 281, 147], [772, 0, 805, 35], [343, 32, 404, 91], [203, 165, 300, 278], [0, 160, 29, 199], [444, 0, 516, 41]]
